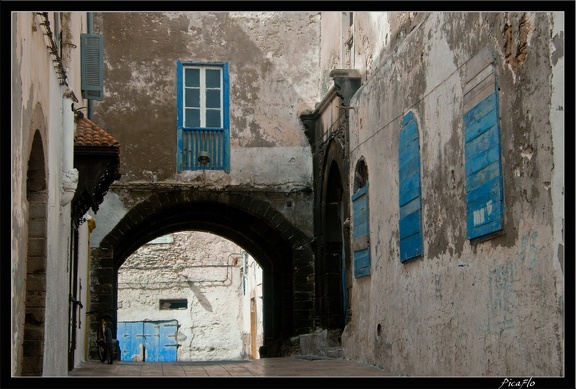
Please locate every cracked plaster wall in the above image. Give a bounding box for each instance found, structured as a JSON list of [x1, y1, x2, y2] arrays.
[[90, 11, 320, 242], [11, 12, 89, 376], [117, 231, 263, 361], [340, 12, 564, 376]]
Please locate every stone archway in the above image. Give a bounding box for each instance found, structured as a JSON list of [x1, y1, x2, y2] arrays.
[[88, 190, 315, 359], [22, 131, 47, 376]]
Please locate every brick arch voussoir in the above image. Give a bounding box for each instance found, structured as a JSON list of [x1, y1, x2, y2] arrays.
[[100, 190, 312, 257], [93, 189, 315, 354]]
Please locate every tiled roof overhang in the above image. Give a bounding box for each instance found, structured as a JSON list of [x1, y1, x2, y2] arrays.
[[72, 113, 121, 228]]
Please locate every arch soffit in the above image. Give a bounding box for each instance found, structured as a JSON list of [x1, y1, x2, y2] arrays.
[[28, 103, 48, 158], [321, 138, 346, 203], [99, 191, 310, 270]]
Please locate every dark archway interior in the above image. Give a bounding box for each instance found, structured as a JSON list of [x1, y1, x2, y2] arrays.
[[91, 192, 314, 358], [323, 162, 345, 329], [23, 130, 47, 376], [116, 200, 292, 349], [354, 158, 368, 192]]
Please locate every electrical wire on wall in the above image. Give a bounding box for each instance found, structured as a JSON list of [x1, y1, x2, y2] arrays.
[[118, 252, 244, 287]]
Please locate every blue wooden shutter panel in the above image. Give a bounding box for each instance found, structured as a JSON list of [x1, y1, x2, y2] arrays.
[[463, 60, 504, 241], [81, 34, 104, 101], [352, 181, 370, 278], [398, 112, 423, 262]]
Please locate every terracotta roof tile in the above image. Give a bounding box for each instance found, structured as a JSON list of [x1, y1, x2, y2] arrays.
[[75, 116, 119, 147]]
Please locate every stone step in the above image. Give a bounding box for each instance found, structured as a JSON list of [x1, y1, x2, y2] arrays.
[[324, 347, 343, 359]]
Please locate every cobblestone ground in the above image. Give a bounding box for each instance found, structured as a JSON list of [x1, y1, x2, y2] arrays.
[[70, 357, 390, 377]]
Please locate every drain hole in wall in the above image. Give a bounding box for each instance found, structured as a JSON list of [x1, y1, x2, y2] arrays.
[[377, 323, 382, 337]]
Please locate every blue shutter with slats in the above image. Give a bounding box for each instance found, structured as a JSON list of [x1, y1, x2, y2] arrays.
[[398, 112, 423, 262], [352, 181, 370, 278], [80, 34, 104, 101], [464, 63, 504, 241]]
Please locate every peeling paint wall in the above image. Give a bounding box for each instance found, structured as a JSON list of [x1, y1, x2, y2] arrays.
[[117, 231, 263, 361], [332, 12, 564, 376], [549, 13, 565, 346], [90, 11, 320, 242], [11, 12, 89, 376]]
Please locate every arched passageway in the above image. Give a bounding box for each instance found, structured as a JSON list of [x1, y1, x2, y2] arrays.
[[89, 190, 314, 359], [22, 131, 48, 376], [117, 231, 264, 361], [316, 138, 352, 336]]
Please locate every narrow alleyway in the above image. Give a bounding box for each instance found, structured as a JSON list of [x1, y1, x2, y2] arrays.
[[70, 357, 389, 377]]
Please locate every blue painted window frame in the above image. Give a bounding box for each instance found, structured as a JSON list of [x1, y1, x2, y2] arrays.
[[352, 180, 370, 278], [177, 60, 230, 172], [398, 111, 423, 262], [464, 89, 504, 241]]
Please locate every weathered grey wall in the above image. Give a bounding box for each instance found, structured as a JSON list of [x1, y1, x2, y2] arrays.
[[89, 11, 320, 242], [118, 231, 263, 361], [339, 12, 564, 376]]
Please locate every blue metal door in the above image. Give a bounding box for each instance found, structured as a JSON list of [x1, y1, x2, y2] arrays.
[[117, 321, 139, 362], [117, 320, 178, 362], [159, 321, 179, 361]]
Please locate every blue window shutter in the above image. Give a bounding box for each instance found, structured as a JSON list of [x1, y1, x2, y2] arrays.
[[176, 60, 184, 171], [398, 112, 423, 262], [352, 181, 370, 278], [464, 63, 504, 241], [81, 34, 104, 101], [176, 61, 230, 173]]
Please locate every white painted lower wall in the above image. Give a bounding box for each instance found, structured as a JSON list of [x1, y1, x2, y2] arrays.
[[117, 231, 263, 361]]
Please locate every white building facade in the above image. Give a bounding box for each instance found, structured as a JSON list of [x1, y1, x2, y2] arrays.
[[117, 231, 263, 361], [12, 11, 85, 376], [11, 11, 120, 376]]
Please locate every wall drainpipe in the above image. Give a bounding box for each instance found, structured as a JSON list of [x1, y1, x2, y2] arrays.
[[87, 12, 94, 120], [242, 251, 248, 296], [61, 94, 78, 206]]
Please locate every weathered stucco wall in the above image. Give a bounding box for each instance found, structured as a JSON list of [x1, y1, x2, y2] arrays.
[[341, 12, 564, 376], [117, 231, 263, 361], [89, 11, 320, 243], [11, 12, 89, 376], [319, 12, 343, 95]]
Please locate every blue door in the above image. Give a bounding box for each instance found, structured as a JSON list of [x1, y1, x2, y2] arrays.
[[117, 320, 179, 362], [117, 321, 142, 362]]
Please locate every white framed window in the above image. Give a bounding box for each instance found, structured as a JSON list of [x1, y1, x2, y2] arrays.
[[176, 61, 230, 172], [183, 65, 223, 128]]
